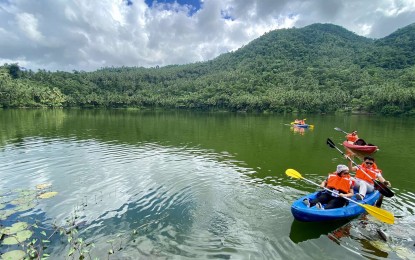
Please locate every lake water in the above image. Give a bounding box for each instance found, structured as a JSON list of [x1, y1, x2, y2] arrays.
[[0, 109, 414, 259]]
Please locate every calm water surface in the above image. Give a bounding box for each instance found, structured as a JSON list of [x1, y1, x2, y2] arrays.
[[0, 109, 414, 259]]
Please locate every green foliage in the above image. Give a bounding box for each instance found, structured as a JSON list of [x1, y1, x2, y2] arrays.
[[7, 63, 22, 79], [1, 23, 415, 115]]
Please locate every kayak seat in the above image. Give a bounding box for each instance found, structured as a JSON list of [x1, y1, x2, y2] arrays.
[[353, 139, 367, 145]]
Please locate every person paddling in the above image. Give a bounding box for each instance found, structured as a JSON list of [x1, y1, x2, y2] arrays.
[[346, 130, 358, 144], [303, 165, 354, 210], [348, 156, 391, 200]]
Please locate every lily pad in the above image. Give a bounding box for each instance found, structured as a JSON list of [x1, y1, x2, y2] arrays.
[[15, 202, 36, 212], [0, 222, 28, 235], [0, 209, 17, 221], [38, 191, 58, 199], [0, 249, 26, 260], [18, 190, 37, 197], [36, 183, 52, 190], [2, 230, 33, 245], [11, 196, 34, 206], [0, 195, 14, 204]]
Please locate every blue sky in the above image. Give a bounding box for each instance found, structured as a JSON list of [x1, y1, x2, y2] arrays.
[[1, 0, 415, 72], [144, 0, 202, 15]]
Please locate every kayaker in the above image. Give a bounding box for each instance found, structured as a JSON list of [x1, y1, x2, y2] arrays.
[[346, 130, 358, 143], [294, 119, 305, 124], [303, 164, 354, 210], [348, 156, 391, 200]]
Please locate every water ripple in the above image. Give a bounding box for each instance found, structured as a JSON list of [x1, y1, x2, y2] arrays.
[[1, 137, 414, 259]]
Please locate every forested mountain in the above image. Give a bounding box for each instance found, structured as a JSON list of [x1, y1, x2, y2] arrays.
[[1, 23, 415, 115]]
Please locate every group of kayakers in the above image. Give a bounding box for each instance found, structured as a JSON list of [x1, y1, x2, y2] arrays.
[[293, 119, 306, 125], [302, 131, 391, 210]]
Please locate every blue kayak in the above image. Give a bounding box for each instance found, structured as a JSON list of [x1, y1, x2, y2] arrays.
[[293, 124, 310, 128], [291, 190, 381, 222]]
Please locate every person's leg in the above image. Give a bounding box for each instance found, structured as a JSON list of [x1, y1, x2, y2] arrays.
[[310, 192, 331, 206], [325, 197, 347, 209], [358, 181, 368, 197], [353, 180, 361, 193], [366, 184, 375, 194]]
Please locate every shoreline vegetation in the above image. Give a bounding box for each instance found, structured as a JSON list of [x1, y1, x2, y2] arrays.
[[1, 23, 415, 116]]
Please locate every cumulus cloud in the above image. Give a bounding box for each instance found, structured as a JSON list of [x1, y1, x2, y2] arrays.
[[0, 0, 414, 72]]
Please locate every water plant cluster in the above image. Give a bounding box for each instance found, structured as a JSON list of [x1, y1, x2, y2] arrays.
[[0, 184, 62, 259]]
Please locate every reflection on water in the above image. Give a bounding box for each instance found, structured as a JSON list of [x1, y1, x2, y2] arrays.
[[0, 137, 296, 258], [290, 125, 314, 136], [289, 219, 351, 243], [0, 109, 414, 259]]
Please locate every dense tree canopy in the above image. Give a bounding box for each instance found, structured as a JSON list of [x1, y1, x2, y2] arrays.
[[1, 23, 415, 115]]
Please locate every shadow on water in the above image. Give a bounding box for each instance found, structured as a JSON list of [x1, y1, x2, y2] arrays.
[[289, 218, 351, 243]]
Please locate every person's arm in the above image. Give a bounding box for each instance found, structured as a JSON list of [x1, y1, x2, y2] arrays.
[[340, 188, 354, 198], [320, 179, 327, 189], [347, 160, 357, 172], [377, 173, 391, 186]]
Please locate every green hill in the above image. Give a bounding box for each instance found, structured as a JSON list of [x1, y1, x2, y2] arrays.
[[1, 23, 415, 115]]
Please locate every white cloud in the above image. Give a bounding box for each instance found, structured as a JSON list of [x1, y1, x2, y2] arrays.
[[16, 12, 43, 42], [0, 0, 414, 72]]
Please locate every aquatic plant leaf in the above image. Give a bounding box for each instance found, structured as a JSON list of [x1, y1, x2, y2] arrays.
[[15, 202, 36, 212], [2, 230, 33, 245], [0, 249, 26, 259], [0, 195, 14, 204], [0, 222, 28, 235], [18, 190, 37, 197], [36, 183, 52, 190], [11, 197, 34, 206], [0, 210, 17, 220], [68, 247, 75, 256], [38, 192, 58, 199]]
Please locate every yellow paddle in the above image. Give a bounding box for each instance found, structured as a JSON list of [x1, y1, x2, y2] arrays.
[[285, 169, 394, 224]]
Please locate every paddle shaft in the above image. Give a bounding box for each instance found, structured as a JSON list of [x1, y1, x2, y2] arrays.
[[334, 127, 349, 135]]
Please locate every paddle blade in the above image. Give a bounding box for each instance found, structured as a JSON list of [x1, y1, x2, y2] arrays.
[[285, 169, 303, 179], [326, 138, 336, 148], [374, 180, 395, 198], [361, 204, 395, 224]]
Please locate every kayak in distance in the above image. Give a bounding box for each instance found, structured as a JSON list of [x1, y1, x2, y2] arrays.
[[293, 124, 312, 128]]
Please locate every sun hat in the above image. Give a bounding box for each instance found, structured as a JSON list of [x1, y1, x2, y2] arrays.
[[336, 164, 349, 173]]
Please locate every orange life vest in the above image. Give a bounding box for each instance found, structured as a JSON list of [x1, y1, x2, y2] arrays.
[[326, 173, 352, 194], [355, 163, 381, 184], [346, 134, 358, 142]]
